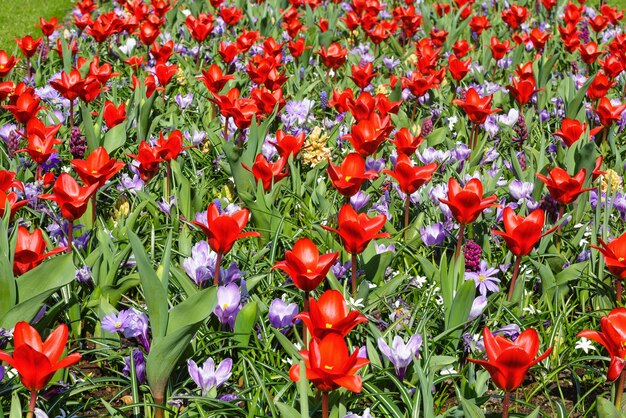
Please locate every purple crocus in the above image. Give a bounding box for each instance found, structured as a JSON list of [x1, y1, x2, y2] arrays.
[[465, 261, 501, 296], [420, 223, 446, 246], [214, 284, 241, 329], [101, 310, 134, 334], [350, 191, 370, 211], [268, 299, 298, 329], [184, 241, 218, 285], [188, 357, 233, 396], [175, 93, 193, 109], [377, 334, 422, 380], [468, 295, 488, 320], [123, 349, 146, 384]]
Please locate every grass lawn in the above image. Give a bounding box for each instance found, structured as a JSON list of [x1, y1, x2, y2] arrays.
[[609, 0, 626, 8], [0, 0, 73, 51]]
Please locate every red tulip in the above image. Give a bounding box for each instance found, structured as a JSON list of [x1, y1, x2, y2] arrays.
[[553, 118, 586, 147], [587, 72, 615, 100], [349, 63, 377, 89], [0, 51, 19, 78], [591, 232, 626, 279], [388, 128, 423, 156], [272, 238, 338, 292], [452, 39, 472, 58], [39, 173, 98, 221], [288, 38, 311, 58], [15, 36, 42, 59], [218, 41, 239, 64], [401, 70, 444, 98], [127, 141, 164, 181], [270, 130, 305, 159], [0, 189, 27, 219], [318, 43, 348, 70], [37, 17, 59, 37], [0, 322, 81, 391], [50, 70, 86, 102], [439, 178, 498, 225], [507, 78, 539, 106], [579, 42, 603, 64], [529, 28, 550, 51], [192, 202, 260, 255], [155, 130, 186, 162], [578, 308, 626, 381], [18, 123, 62, 165], [295, 290, 367, 339], [453, 88, 500, 125], [289, 332, 369, 393], [490, 37, 512, 61], [220, 5, 243, 26], [242, 154, 289, 191], [13, 226, 65, 275], [2, 90, 42, 124], [87, 57, 120, 85], [138, 21, 160, 45], [501, 4, 528, 30], [468, 327, 552, 392], [154, 63, 178, 88], [186, 13, 214, 42], [198, 64, 234, 94], [492, 207, 556, 257], [327, 153, 378, 198], [383, 155, 437, 195], [322, 204, 390, 255], [536, 167, 592, 205], [469, 15, 491, 35], [150, 40, 175, 64], [0, 169, 23, 192], [594, 97, 626, 127], [447, 55, 471, 81], [343, 113, 392, 157], [103, 100, 127, 129], [71, 146, 124, 189]]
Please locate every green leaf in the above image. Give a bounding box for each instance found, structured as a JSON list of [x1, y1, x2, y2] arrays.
[[128, 231, 168, 339], [146, 324, 203, 402], [0, 254, 75, 329], [596, 397, 623, 418], [445, 280, 475, 347], [166, 287, 217, 334], [0, 217, 15, 318], [276, 402, 301, 418], [233, 301, 258, 346], [9, 392, 20, 418], [102, 123, 127, 153], [80, 103, 98, 153]]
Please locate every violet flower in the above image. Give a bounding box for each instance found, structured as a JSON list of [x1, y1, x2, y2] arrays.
[[123, 349, 146, 384], [420, 223, 446, 246], [464, 261, 501, 296], [377, 334, 422, 380], [214, 283, 241, 329], [350, 191, 370, 211], [188, 357, 233, 396], [268, 298, 298, 329]]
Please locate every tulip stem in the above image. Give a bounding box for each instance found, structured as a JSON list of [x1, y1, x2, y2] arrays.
[[154, 395, 164, 418], [455, 224, 465, 261], [351, 253, 358, 298], [616, 369, 626, 409], [91, 194, 97, 225], [69, 100, 74, 132], [404, 196, 410, 240], [617, 280, 623, 305], [303, 291, 309, 347], [502, 392, 510, 418], [224, 117, 230, 143], [26, 390, 37, 418], [166, 162, 171, 198], [507, 256, 522, 301], [321, 391, 329, 418], [214, 252, 223, 286], [67, 220, 73, 254]]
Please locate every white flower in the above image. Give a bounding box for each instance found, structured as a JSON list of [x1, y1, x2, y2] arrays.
[[523, 305, 541, 315], [575, 338, 596, 354], [413, 276, 427, 288], [447, 116, 458, 130], [440, 366, 457, 376], [349, 297, 365, 308]]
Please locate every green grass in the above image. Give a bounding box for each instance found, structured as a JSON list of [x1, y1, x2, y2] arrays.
[[609, 0, 626, 8], [0, 0, 73, 51]]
